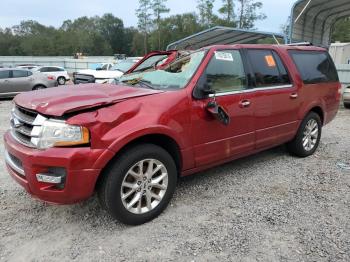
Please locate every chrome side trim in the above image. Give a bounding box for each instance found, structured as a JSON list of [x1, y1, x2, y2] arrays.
[[209, 84, 294, 97], [4, 150, 25, 176]]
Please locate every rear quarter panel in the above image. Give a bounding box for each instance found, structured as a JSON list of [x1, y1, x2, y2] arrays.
[[280, 47, 340, 126]]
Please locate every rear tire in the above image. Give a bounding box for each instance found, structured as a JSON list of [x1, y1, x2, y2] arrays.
[[32, 85, 46, 90], [287, 112, 322, 157], [57, 77, 66, 85], [344, 103, 350, 109], [98, 144, 177, 225]]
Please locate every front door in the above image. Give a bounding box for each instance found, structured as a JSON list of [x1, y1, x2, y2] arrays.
[[191, 49, 255, 167]]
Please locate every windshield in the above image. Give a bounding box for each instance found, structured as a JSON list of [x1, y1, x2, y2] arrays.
[[117, 51, 206, 90], [132, 54, 169, 72], [111, 61, 135, 72]]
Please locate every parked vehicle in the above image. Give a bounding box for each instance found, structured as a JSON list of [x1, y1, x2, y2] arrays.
[[0, 68, 57, 97], [4, 44, 341, 225], [73, 51, 183, 84], [343, 86, 350, 108], [16, 64, 41, 70], [73, 60, 137, 84], [32, 66, 70, 85]]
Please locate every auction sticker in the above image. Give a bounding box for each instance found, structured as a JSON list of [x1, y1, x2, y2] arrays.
[[215, 52, 234, 62]]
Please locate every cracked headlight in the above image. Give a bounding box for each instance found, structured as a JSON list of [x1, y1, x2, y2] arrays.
[[33, 119, 90, 149]]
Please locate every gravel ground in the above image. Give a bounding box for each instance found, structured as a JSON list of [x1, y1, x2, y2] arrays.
[[0, 99, 349, 262]]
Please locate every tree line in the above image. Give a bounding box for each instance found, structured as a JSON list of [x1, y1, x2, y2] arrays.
[[0, 0, 268, 57]]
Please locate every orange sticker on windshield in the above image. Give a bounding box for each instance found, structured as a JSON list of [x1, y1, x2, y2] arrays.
[[265, 55, 276, 67]]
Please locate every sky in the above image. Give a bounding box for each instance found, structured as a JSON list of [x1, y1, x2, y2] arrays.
[[0, 0, 295, 33]]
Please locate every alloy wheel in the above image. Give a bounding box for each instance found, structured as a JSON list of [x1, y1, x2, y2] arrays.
[[120, 159, 168, 215], [302, 119, 319, 151]]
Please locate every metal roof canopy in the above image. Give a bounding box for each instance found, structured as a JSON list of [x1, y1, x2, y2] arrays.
[[166, 26, 287, 50], [290, 0, 350, 47]]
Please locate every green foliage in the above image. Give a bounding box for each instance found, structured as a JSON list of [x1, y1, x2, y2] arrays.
[[136, 0, 153, 53], [197, 0, 217, 28], [0, 1, 274, 57], [237, 0, 266, 29], [218, 0, 235, 25], [332, 17, 350, 43], [152, 0, 170, 49]]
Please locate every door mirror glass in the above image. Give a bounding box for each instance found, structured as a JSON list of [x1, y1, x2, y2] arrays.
[[193, 73, 215, 99], [206, 101, 230, 126]]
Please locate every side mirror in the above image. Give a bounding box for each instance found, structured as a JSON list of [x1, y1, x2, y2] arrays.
[[193, 73, 215, 99], [96, 67, 103, 71], [206, 101, 230, 126]]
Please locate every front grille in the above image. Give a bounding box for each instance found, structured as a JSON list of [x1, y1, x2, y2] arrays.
[[10, 105, 46, 148]]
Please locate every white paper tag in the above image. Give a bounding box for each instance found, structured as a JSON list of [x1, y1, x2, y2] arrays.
[[215, 52, 233, 62]]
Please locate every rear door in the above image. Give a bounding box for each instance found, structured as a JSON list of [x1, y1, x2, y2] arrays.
[[245, 49, 301, 149], [0, 70, 11, 93], [191, 49, 255, 166]]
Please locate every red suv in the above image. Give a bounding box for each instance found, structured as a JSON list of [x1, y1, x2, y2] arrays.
[[4, 44, 341, 225]]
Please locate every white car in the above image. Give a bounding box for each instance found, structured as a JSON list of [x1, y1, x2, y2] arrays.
[[33, 66, 70, 85], [74, 60, 139, 84]]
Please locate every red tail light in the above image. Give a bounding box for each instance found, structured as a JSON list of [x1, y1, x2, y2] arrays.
[[47, 75, 55, 80]]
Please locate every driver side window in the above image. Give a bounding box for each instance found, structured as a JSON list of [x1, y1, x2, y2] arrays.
[[206, 50, 247, 93]]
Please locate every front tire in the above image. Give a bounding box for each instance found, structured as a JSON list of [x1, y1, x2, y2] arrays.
[[344, 103, 350, 109], [98, 144, 177, 225], [287, 112, 322, 157]]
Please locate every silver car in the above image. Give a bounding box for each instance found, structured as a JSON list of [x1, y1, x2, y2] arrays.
[[0, 68, 58, 98]]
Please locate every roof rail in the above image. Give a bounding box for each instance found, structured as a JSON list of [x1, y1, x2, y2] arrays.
[[286, 42, 313, 46]]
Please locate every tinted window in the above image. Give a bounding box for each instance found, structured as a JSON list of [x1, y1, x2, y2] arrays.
[[0, 70, 10, 79], [40, 67, 50, 72], [205, 50, 247, 93], [289, 51, 339, 84], [247, 49, 291, 87], [48, 67, 63, 72], [12, 70, 29, 78]]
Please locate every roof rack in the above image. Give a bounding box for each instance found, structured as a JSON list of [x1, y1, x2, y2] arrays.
[[286, 42, 313, 46]]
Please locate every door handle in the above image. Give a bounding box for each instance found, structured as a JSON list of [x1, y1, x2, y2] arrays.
[[239, 100, 251, 108], [290, 93, 298, 99]]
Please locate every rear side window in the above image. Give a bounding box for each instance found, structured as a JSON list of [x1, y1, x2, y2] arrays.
[[40, 67, 49, 72], [12, 70, 29, 78], [246, 49, 291, 88], [289, 51, 339, 84], [0, 70, 10, 79], [48, 67, 63, 72]]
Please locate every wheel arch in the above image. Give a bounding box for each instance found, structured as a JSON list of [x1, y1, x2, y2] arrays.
[[94, 133, 183, 191], [32, 84, 47, 90], [309, 106, 324, 125]]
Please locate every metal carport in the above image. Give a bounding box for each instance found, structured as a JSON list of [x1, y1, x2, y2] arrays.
[[166, 26, 286, 50], [290, 0, 350, 46]]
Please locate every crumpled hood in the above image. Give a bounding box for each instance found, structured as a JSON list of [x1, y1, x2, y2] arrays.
[[14, 84, 164, 116]]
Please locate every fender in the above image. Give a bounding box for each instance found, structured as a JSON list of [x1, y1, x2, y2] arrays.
[[92, 125, 189, 170]]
